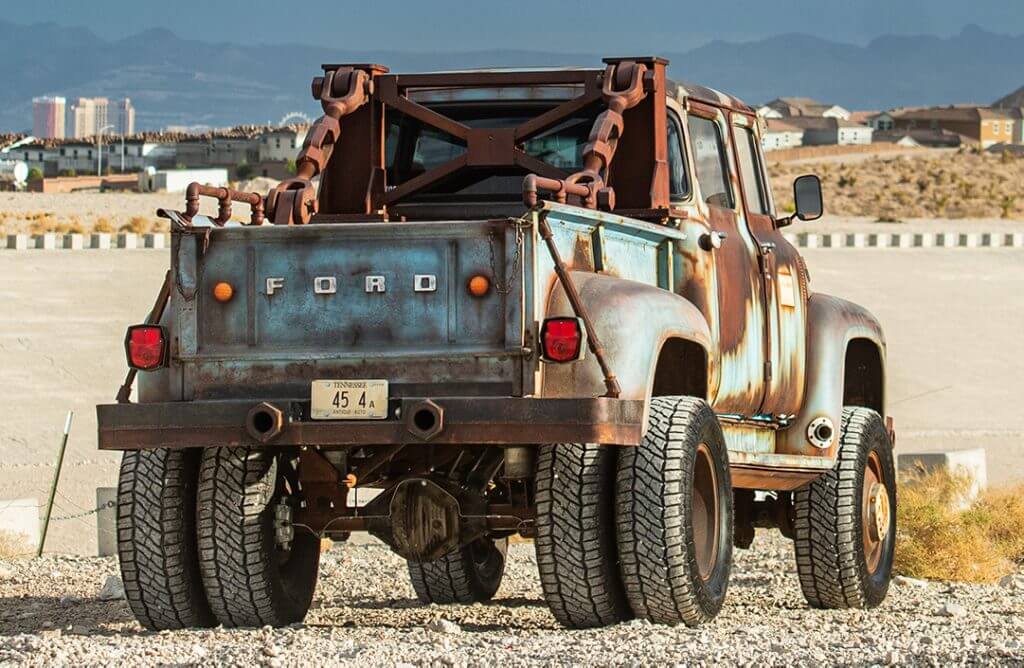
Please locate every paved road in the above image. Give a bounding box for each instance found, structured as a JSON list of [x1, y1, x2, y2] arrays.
[[0, 247, 1021, 554]]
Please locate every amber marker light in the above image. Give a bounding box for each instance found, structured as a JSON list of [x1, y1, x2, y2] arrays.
[[467, 274, 491, 297], [213, 281, 234, 303]]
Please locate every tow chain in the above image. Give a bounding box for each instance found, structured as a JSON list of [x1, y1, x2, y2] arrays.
[[488, 215, 533, 295], [50, 500, 115, 522]]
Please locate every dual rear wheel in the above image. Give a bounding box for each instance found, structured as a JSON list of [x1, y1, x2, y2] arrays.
[[535, 396, 732, 628], [533, 398, 897, 628]]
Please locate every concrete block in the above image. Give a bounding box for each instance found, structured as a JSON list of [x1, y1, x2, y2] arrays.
[[116, 233, 138, 249], [958, 233, 979, 248], [1006, 232, 1024, 248], [864, 232, 888, 247], [62, 233, 85, 250], [825, 233, 845, 248], [6, 234, 29, 250], [913, 233, 935, 248], [143, 233, 166, 249], [979, 232, 993, 248], [96, 487, 117, 557], [796, 232, 817, 248], [898, 448, 987, 504], [33, 233, 57, 250], [846, 233, 867, 248], [934, 232, 954, 248], [0, 497, 40, 554], [891, 233, 913, 249], [89, 233, 111, 250]]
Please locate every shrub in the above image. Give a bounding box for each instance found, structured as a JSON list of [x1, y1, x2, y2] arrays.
[[93, 217, 115, 233], [120, 216, 152, 234], [897, 470, 1024, 582], [0, 530, 30, 559]]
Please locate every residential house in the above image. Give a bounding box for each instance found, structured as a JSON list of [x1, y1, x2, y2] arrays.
[[756, 105, 783, 119], [783, 117, 873, 146], [16, 142, 61, 176], [56, 141, 98, 174], [761, 119, 805, 151], [99, 137, 180, 172], [872, 128, 962, 148], [892, 106, 1014, 149], [992, 87, 1024, 143], [764, 97, 851, 120], [258, 126, 308, 162]]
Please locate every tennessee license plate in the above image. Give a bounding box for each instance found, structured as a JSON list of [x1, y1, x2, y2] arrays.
[[310, 380, 389, 420]]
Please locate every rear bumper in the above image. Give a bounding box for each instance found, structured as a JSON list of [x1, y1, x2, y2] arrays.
[[97, 396, 645, 450]]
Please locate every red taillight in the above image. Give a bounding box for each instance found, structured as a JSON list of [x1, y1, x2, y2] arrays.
[[125, 325, 167, 370], [540, 317, 585, 363]]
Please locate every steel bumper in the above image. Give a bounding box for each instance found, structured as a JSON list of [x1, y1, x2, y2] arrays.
[[97, 397, 645, 450]]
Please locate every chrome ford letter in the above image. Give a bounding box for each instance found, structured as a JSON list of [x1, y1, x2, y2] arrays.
[[365, 275, 386, 293], [314, 276, 337, 294], [266, 277, 284, 295], [414, 274, 437, 292]]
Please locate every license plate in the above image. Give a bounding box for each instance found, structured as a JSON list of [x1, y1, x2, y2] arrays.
[[310, 380, 389, 420]]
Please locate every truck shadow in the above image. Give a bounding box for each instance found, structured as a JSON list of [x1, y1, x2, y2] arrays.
[[0, 595, 135, 636]]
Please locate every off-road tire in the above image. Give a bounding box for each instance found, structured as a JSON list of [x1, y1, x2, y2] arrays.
[[793, 407, 896, 609], [196, 448, 320, 627], [535, 442, 631, 628], [117, 448, 214, 631], [408, 538, 507, 604], [616, 396, 733, 626]]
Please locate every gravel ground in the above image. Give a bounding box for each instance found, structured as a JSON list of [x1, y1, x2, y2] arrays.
[[1, 533, 1021, 666]]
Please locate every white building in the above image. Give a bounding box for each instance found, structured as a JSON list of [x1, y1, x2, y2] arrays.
[[259, 127, 308, 162], [785, 117, 873, 146], [762, 119, 805, 151], [141, 168, 229, 193]]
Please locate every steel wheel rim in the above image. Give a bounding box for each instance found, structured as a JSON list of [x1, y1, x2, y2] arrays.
[[862, 451, 890, 574], [692, 443, 720, 581]]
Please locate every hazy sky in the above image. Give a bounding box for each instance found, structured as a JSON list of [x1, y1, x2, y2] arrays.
[[7, 0, 1024, 51]]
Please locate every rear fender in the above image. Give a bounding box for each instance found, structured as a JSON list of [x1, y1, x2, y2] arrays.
[[776, 293, 886, 457], [540, 271, 712, 427]]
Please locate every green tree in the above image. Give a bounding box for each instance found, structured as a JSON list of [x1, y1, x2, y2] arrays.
[[26, 168, 43, 182], [236, 162, 254, 180], [286, 158, 297, 176]]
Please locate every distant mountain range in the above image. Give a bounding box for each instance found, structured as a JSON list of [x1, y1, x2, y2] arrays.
[[2, 22, 1022, 132]]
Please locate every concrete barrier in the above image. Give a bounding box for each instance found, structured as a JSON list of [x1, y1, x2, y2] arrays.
[[117, 233, 138, 249], [62, 233, 85, 250], [0, 497, 40, 554], [6, 234, 29, 250], [33, 233, 58, 250], [143, 233, 166, 249], [89, 233, 112, 250], [96, 487, 117, 557], [898, 448, 987, 505]]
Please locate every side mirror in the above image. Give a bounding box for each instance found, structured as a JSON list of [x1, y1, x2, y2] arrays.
[[793, 174, 823, 222]]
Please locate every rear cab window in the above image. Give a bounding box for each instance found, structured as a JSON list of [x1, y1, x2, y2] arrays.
[[688, 115, 734, 209], [733, 123, 769, 216]]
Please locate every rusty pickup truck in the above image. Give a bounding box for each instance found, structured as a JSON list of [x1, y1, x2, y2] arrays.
[[98, 57, 896, 630]]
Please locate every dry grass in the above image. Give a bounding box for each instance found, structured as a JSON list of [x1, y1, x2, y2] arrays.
[[119, 216, 154, 235], [0, 529, 31, 560], [896, 470, 1024, 582], [769, 148, 1024, 220]]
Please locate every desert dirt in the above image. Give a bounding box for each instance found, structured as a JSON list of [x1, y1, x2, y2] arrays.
[[0, 536, 1021, 666], [770, 147, 1024, 221]]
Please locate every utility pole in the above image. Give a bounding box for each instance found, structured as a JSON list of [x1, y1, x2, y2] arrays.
[[96, 124, 114, 177]]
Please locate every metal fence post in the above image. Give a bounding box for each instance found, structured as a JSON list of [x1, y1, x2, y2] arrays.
[[38, 411, 73, 557]]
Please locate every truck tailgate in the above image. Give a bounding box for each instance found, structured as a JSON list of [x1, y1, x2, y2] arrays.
[[171, 219, 527, 400]]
